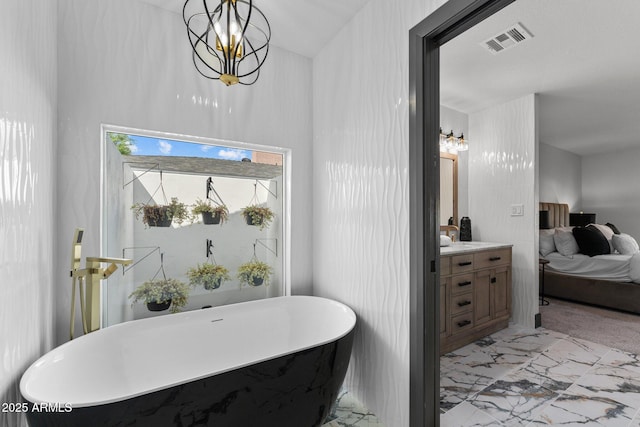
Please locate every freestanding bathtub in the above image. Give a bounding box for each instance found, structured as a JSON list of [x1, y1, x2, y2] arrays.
[[20, 296, 356, 427]]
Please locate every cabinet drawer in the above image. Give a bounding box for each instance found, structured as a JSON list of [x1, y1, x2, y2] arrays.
[[451, 273, 474, 295], [451, 254, 474, 274], [451, 313, 474, 335], [474, 248, 511, 270], [451, 293, 473, 316], [440, 256, 451, 276]]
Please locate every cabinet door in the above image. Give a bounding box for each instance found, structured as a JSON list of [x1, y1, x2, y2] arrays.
[[474, 269, 492, 326], [440, 277, 449, 338], [493, 266, 511, 319]]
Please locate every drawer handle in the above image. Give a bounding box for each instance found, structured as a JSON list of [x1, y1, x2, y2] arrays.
[[457, 320, 471, 327], [457, 300, 471, 307], [458, 281, 472, 287], [491, 277, 497, 284], [490, 256, 501, 261], [458, 261, 472, 266]]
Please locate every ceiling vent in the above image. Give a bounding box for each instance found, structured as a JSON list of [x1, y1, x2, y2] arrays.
[[481, 22, 533, 54]]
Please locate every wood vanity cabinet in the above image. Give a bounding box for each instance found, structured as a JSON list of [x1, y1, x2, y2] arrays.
[[439, 246, 512, 355]]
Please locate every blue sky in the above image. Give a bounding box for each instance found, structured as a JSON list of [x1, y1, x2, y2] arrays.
[[118, 134, 252, 161]]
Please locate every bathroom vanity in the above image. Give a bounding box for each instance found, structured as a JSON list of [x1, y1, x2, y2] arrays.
[[440, 242, 512, 354]]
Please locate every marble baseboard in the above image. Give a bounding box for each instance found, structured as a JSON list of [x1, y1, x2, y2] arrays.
[[441, 325, 640, 426]]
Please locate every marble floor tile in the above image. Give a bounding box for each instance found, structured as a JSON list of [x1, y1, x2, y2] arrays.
[[440, 401, 504, 427], [530, 388, 637, 426], [440, 364, 495, 411], [629, 410, 640, 427], [441, 325, 640, 427], [489, 329, 566, 361], [324, 390, 385, 427], [517, 336, 611, 387], [441, 327, 570, 415], [569, 369, 640, 410], [597, 349, 640, 376], [467, 369, 562, 426]]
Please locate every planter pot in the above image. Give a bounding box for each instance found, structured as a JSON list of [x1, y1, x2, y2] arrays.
[[250, 277, 264, 287], [147, 300, 171, 311], [245, 214, 264, 227], [203, 277, 223, 290], [144, 206, 173, 227], [202, 211, 221, 225]]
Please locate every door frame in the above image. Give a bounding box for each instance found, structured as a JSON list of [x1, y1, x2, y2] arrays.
[[408, 1, 515, 425]]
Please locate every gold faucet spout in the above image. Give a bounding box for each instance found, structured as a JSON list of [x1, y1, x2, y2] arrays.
[[86, 257, 133, 265]]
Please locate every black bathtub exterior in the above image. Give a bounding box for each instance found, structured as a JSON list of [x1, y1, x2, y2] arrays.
[[24, 329, 354, 427]]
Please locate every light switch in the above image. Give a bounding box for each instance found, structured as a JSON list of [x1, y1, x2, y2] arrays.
[[511, 204, 524, 216]]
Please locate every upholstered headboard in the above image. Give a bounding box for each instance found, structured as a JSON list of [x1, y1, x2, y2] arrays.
[[540, 202, 570, 228]]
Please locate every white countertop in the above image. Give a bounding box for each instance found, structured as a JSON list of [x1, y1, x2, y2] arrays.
[[440, 241, 512, 255]]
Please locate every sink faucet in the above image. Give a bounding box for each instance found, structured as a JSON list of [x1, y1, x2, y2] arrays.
[[69, 228, 132, 339], [440, 225, 459, 242]]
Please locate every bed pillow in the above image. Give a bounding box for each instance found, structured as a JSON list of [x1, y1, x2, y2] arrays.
[[612, 233, 640, 255], [589, 223, 615, 253], [572, 225, 611, 257], [553, 229, 579, 257], [606, 222, 621, 235], [539, 229, 556, 256]]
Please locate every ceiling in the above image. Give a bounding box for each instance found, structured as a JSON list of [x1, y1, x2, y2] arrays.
[[441, 0, 640, 156], [138, 0, 371, 58], [139, 0, 639, 157]]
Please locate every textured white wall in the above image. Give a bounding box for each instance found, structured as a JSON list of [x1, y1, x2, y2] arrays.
[[539, 143, 582, 210], [56, 0, 313, 345], [468, 94, 539, 328], [0, 1, 56, 426], [102, 141, 134, 326], [312, 0, 446, 425], [582, 146, 640, 239]]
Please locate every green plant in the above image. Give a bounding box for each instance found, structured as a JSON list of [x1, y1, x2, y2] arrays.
[[237, 260, 273, 287], [131, 197, 189, 227], [166, 197, 189, 225], [187, 263, 230, 290], [129, 278, 190, 313], [241, 205, 274, 230], [108, 132, 133, 155], [191, 199, 229, 224]]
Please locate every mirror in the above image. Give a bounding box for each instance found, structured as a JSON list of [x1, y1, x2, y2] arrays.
[[440, 153, 458, 226], [101, 128, 287, 327]]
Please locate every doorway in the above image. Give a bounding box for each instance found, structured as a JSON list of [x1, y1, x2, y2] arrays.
[[408, 1, 515, 425]]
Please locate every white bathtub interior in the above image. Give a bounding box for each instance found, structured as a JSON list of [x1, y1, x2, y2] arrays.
[[20, 296, 355, 408]]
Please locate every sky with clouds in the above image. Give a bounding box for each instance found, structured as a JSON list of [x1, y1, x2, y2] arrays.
[[120, 134, 252, 161]]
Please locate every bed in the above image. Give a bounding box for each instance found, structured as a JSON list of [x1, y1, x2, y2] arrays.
[[539, 202, 640, 314]]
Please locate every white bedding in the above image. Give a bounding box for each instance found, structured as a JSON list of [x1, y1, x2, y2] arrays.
[[545, 251, 640, 283]]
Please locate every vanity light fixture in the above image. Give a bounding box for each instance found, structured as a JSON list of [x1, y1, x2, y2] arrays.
[[183, 0, 271, 86], [439, 128, 469, 152]]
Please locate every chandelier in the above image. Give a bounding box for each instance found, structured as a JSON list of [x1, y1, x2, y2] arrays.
[[183, 0, 271, 86], [439, 128, 469, 153]]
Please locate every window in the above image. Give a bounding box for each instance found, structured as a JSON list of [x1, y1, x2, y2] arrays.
[[101, 126, 287, 326]]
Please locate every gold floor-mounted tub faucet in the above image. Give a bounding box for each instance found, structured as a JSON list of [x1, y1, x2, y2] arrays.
[[69, 228, 132, 339]]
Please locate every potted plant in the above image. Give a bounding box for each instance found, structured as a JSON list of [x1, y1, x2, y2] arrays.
[[237, 260, 273, 287], [131, 197, 189, 227], [129, 278, 190, 313], [191, 199, 229, 225], [187, 263, 230, 290], [241, 205, 274, 230]]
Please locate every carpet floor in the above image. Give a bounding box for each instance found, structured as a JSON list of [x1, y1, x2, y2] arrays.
[[540, 296, 640, 354]]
